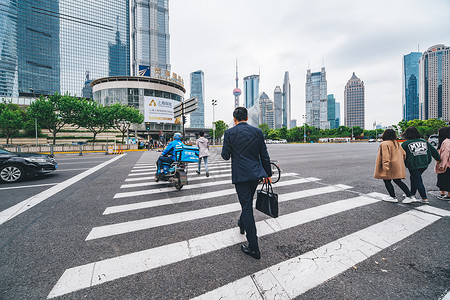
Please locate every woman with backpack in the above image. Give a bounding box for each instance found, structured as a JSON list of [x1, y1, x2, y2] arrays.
[[401, 127, 440, 204], [374, 129, 414, 203]]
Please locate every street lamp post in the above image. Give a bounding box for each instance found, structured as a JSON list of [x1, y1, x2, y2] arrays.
[[212, 99, 217, 145], [302, 114, 306, 143]]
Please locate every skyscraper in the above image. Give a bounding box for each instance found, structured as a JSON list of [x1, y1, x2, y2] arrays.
[[0, 0, 130, 99], [335, 102, 341, 128], [282, 71, 291, 129], [273, 86, 282, 129], [419, 44, 450, 122], [344, 72, 365, 129], [327, 94, 336, 129], [403, 52, 422, 121], [305, 67, 328, 129], [259, 92, 274, 129], [233, 60, 241, 107], [189, 70, 205, 128], [244, 75, 259, 109], [131, 0, 170, 77]]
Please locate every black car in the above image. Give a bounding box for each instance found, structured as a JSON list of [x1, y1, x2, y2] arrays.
[[0, 148, 57, 183]]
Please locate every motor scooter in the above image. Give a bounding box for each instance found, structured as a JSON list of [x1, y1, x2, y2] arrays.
[[154, 145, 199, 190]]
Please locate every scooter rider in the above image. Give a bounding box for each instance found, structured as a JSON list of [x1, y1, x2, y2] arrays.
[[156, 132, 183, 176]]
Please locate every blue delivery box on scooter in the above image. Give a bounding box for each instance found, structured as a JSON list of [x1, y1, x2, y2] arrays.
[[174, 145, 199, 163]]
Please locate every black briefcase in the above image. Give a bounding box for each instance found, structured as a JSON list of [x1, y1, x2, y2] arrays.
[[256, 182, 278, 218]]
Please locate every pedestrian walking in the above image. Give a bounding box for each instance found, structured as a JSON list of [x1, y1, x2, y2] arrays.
[[196, 131, 210, 177], [221, 107, 272, 260], [374, 129, 413, 203], [435, 126, 450, 200], [401, 127, 440, 204]]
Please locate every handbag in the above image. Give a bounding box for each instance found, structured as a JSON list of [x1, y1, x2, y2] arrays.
[[256, 182, 279, 218]]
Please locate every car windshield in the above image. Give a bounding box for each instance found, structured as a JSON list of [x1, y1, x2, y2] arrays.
[[0, 148, 12, 154]]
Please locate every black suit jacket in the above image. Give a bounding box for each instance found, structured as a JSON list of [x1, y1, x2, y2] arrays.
[[221, 122, 272, 184]]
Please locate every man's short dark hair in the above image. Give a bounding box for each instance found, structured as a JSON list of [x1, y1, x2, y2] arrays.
[[199, 131, 204, 137], [402, 127, 421, 140], [233, 107, 248, 122]]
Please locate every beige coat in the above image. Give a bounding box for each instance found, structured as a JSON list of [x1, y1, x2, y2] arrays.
[[374, 140, 406, 179]]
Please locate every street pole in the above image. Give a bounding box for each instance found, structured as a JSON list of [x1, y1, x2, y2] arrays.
[[182, 101, 185, 138], [35, 118, 38, 146], [302, 114, 306, 143], [351, 127, 354, 141], [212, 99, 217, 145]]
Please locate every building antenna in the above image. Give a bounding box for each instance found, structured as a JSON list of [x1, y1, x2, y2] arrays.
[[322, 57, 325, 68], [308, 60, 310, 70], [418, 44, 420, 52]]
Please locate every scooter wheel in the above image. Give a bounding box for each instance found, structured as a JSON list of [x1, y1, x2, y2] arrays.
[[154, 175, 160, 182], [173, 176, 183, 190]]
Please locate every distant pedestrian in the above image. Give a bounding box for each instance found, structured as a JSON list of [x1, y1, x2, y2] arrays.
[[374, 129, 413, 203], [435, 126, 450, 200], [401, 127, 440, 204], [196, 131, 210, 177], [221, 107, 272, 260]]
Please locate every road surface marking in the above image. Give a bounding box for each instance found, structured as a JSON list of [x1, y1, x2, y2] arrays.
[[0, 183, 58, 190], [104, 178, 321, 214], [87, 184, 351, 240], [48, 194, 377, 298], [192, 209, 441, 300], [0, 155, 126, 226], [128, 164, 232, 175], [120, 172, 298, 189]]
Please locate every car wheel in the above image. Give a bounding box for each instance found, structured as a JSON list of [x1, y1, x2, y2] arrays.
[[0, 164, 26, 183]]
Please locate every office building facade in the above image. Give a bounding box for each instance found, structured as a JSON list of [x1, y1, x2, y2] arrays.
[[259, 92, 274, 129], [335, 102, 341, 128], [0, 0, 130, 101], [305, 67, 328, 129], [282, 71, 291, 129], [243, 74, 259, 109], [189, 70, 205, 128], [273, 86, 282, 129], [419, 44, 450, 122], [344, 72, 365, 129], [327, 94, 336, 129], [403, 52, 422, 121], [131, 0, 170, 77]]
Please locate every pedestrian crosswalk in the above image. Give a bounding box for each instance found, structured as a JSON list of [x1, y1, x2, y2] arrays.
[[47, 152, 450, 299]]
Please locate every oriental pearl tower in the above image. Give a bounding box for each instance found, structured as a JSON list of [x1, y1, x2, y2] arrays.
[[233, 59, 241, 108]]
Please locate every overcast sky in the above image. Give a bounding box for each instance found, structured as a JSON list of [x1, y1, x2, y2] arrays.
[[170, 0, 450, 129]]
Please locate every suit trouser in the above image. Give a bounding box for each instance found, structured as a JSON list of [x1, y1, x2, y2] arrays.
[[235, 180, 260, 252]]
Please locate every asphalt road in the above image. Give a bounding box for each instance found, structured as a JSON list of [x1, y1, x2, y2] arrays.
[[0, 143, 448, 300]]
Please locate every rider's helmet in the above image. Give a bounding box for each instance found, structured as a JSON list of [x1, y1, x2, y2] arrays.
[[173, 132, 182, 140]]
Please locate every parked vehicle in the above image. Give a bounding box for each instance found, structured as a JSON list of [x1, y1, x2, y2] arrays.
[[0, 148, 57, 183], [428, 134, 438, 147], [368, 139, 376, 143]]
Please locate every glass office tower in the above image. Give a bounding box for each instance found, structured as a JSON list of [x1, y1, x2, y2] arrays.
[[403, 52, 422, 121], [131, 0, 170, 77], [327, 94, 336, 129], [0, 0, 130, 99], [305, 67, 328, 129], [273, 86, 282, 129], [0, 0, 18, 98], [189, 70, 205, 128], [282, 71, 291, 129], [244, 74, 259, 109], [18, 0, 60, 96]]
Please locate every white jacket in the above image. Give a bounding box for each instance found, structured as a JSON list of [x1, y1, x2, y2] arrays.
[[196, 137, 210, 158]]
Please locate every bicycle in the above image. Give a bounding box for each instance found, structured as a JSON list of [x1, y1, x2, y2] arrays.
[[270, 161, 281, 183]]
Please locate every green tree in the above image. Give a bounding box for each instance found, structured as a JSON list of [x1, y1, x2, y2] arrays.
[[210, 120, 228, 143], [258, 123, 270, 137], [278, 127, 288, 139], [0, 109, 23, 144], [110, 103, 144, 143], [75, 100, 113, 143], [27, 93, 80, 145], [267, 129, 279, 140]]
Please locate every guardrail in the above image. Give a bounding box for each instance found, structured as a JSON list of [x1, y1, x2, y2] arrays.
[[0, 144, 138, 155]]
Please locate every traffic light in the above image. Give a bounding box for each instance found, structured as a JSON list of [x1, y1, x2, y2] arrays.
[[145, 122, 150, 130], [183, 116, 186, 124]]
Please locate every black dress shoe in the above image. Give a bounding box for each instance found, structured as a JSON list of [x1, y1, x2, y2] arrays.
[[238, 220, 245, 234], [241, 245, 261, 260]]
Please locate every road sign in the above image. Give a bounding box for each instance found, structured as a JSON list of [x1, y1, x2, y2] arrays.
[[173, 97, 198, 118]]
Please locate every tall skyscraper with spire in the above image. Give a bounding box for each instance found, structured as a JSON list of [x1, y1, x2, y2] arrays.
[[233, 60, 241, 107]]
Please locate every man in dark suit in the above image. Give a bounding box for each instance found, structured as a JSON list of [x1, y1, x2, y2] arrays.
[[221, 107, 272, 259]]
